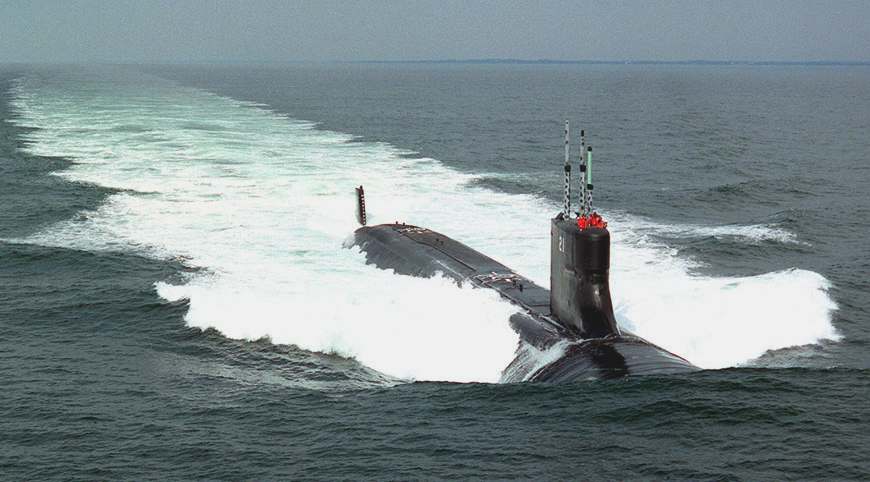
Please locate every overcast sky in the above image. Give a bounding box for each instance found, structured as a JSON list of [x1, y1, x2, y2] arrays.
[[2, 0, 868, 63]]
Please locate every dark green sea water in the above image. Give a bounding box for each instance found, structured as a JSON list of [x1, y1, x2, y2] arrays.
[[1, 64, 869, 480]]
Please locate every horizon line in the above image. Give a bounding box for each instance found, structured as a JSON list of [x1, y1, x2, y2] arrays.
[[3, 58, 869, 66], [348, 58, 870, 66]]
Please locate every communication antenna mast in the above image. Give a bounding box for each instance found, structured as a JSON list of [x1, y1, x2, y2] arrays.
[[585, 146, 594, 213], [578, 129, 588, 217], [562, 120, 571, 217], [355, 185, 367, 226]]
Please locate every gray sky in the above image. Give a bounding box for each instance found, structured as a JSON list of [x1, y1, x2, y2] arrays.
[[2, 0, 868, 63]]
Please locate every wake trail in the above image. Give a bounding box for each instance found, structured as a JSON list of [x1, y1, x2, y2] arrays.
[[8, 69, 840, 382]]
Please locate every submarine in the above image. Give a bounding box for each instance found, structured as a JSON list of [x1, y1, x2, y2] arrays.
[[349, 122, 697, 382]]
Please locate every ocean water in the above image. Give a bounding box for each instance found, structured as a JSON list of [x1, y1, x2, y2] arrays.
[[1, 63, 868, 479]]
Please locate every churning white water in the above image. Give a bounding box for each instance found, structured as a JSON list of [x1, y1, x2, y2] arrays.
[[9, 69, 839, 382]]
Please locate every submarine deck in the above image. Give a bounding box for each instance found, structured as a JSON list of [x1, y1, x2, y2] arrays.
[[352, 222, 563, 328]]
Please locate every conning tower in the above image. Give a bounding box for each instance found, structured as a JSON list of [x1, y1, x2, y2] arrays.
[[550, 221, 618, 338], [550, 123, 618, 338]]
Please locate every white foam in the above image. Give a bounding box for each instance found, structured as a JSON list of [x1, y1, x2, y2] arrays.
[[500, 340, 570, 382], [9, 69, 840, 381], [612, 212, 801, 245]]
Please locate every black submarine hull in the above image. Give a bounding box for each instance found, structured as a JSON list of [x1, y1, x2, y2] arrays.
[[349, 222, 697, 382]]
